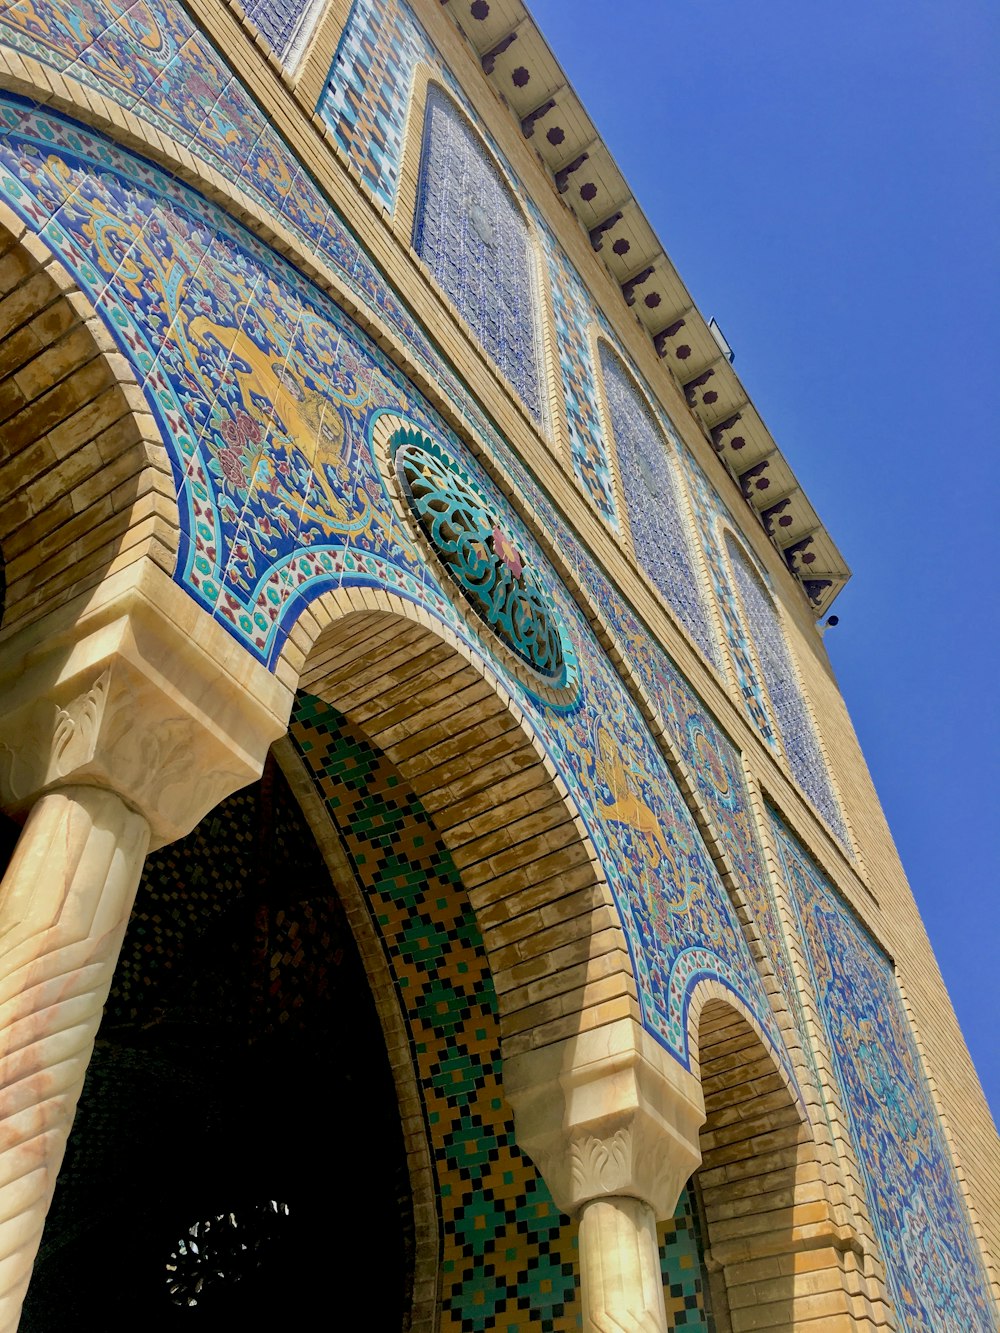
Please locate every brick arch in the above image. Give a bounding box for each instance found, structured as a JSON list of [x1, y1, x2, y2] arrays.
[[0, 209, 178, 642], [281, 585, 636, 1054], [688, 990, 876, 1332]]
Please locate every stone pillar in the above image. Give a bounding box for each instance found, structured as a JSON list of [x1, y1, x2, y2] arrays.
[[505, 1018, 705, 1333], [0, 565, 292, 1330], [0, 786, 149, 1327], [578, 1196, 670, 1332]]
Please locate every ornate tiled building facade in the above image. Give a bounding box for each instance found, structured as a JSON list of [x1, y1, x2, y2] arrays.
[[0, 0, 994, 1331], [769, 814, 994, 1333]]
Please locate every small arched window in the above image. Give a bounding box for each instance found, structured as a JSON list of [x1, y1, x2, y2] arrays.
[[599, 342, 719, 667], [726, 535, 848, 843], [413, 85, 544, 424]]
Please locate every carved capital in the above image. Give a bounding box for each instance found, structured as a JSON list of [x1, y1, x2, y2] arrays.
[[0, 565, 292, 846], [504, 1017, 705, 1219]]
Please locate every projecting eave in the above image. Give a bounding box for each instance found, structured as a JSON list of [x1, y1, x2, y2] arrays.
[[443, 0, 852, 617]]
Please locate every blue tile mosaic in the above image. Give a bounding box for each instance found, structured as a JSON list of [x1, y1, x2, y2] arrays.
[[317, 0, 435, 209], [413, 84, 544, 423], [770, 813, 995, 1333], [545, 242, 619, 525], [0, 0, 627, 525], [598, 341, 719, 667], [727, 537, 848, 844], [681, 457, 775, 744], [0, 0, 479, 446], [0, 97, 795, 1089], [241, 0, 318, 62]]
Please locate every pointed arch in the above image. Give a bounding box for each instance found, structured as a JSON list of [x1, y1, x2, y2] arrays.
[[595, 337, 721, 669], [688, 989, 873, 1331], [409, 79, 548, 426], [722, 528, 849, 846], [282, 584, 637, 1054]]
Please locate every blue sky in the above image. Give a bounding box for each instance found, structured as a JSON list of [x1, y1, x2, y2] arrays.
[[527, 0, 999, 1118]]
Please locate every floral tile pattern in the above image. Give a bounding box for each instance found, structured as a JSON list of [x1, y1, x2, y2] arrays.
[[770, 814, 994, 1333], [0, 98, 793, 1084], [598, 341, 719, 665], [0, 0, 479, 440], [549, 546, 805, 1050], [413, 85, 544, 423], [0, 0, 624, 524], [727, 537, 848, 844]]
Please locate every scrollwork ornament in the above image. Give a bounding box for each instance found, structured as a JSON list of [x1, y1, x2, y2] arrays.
[[388, 426, 578, 698]]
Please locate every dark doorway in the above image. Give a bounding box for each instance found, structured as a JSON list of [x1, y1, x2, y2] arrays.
[[22, 756, 412, 1331]]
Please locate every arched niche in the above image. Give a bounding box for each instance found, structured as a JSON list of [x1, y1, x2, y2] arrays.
[[595, 337, 720, 669], [280, 696, 584, 1330], [412, 82, 547, 426], [722, 531, 848, 845]]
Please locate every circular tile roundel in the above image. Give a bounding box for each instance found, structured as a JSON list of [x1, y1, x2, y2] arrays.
[[387, 425, 577, 697]]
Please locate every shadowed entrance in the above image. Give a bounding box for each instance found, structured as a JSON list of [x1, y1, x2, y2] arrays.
[[20, 757, 411, 1331]]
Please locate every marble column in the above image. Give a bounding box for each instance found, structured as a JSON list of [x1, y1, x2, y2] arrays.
[[0, 564, 292, 1331], [578, 1196, 669, 1333], [505, 1017, 706, 1333], [0, 786, 149, 1325]]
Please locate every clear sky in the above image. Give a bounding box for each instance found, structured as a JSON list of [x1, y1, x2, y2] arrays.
[[526, 0, 999, 1118]]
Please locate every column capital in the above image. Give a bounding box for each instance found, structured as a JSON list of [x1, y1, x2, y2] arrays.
[[0, 564, 292, 847], [504, 1017, 706, 1220]]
